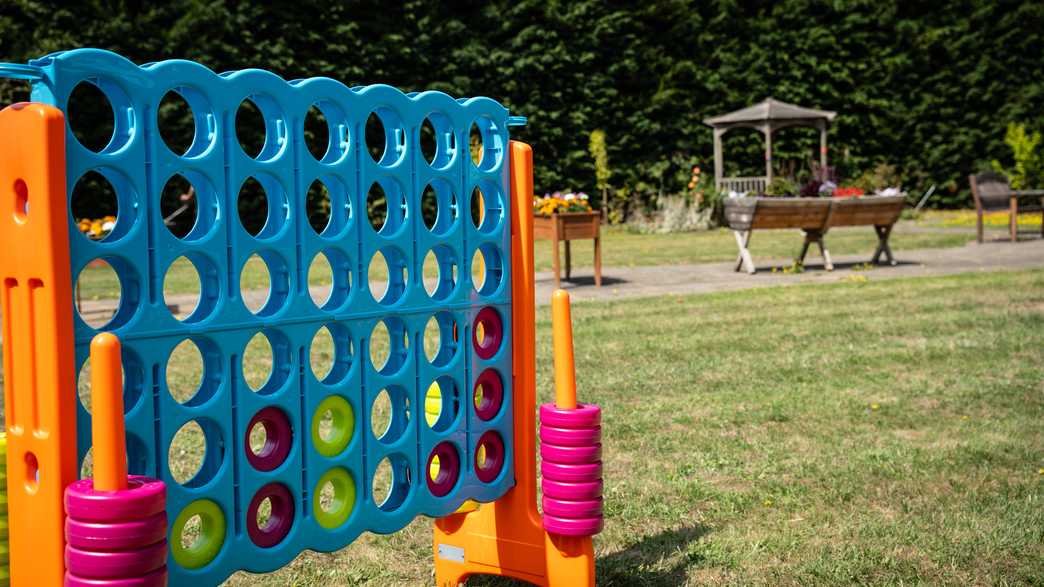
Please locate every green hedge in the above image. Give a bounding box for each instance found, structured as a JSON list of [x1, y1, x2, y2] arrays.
[[1, 0, 1041, 213]]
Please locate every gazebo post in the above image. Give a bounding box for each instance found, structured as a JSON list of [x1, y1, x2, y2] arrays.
[[713, 127, 724, 190], [818, 120, 828, 178], [763, 123, 773, 183]]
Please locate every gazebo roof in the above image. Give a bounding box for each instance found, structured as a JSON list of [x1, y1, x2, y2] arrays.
[[703, 97, 837, 128]]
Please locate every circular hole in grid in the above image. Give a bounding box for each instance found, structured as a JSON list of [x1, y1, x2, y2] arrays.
[[308, 251, 333, 307], [366, 182, 387, 232], [422, 179, 457, 235], [369, 318, 409, 375], [164, 255, 218, 323], [312, 395, 355, 457], [365, 109, 406, 166], [71, 171, 118, 242], [239, 175, 289, 239], [166, 339, 204, 404], [241, 253, 271, 314], [422, 246, 458, 301], [74, 259, 121, 329], [243, 332, 274, 392], [164, 256, 200, 321], [368, 247, 408, 306], [419, 113, 456, 169], [311, 248, 352, 311], [304, 104, 330, 161], [161, 172, 218, 241], [423, 311, 458, 367], [471, 244, 504, 296], [365, 112, 386, 163], [471, 117, 505, 171], [367, 387, 411, 444], [314, 467, 356, 529], [238, 177, 268, 237], [306, 179, 332, 234], [67, 80, 115, 153], [469, 122, 484, 167], [471, 183, 504, 233], [372, 454, 410, 512], [425, 376, 460, 432], [311, 175, 351, 237], [420, 117, 438, 165], [168, 419, 223, 486], [309, 325, 336, 381], [158, 90, 195, 156], [236, 98, 266, 159], [366, 179, 409, 235]]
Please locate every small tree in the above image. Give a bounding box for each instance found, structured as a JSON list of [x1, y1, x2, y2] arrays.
[[991, 122, 1043, 189], [588, 129, 611, 206]]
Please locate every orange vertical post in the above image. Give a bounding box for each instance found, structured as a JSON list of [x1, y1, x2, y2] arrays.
[[0, 102, 77, 586], [89, 333, 127, 492], [551, 290, 577, 410]]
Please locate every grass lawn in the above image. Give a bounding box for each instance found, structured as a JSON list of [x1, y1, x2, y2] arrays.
[[206, 268, 1039, 585], [13, 265, 1042, 584], [73, 223, 971, 307]]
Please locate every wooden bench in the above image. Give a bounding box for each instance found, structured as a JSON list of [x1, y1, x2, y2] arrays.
[[724, 195, 905, 274]]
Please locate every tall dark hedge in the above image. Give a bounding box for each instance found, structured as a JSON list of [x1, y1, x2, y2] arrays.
[[1, 0, 1041, 211]]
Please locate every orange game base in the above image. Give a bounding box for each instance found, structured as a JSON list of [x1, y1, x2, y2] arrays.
[[431, 142, 595, 586]]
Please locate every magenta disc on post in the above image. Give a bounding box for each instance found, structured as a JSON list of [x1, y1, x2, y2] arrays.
[[539, 403, 601, 429], [244, 406, 293, 472], [65, 541, 167, 578], [540, 461, 602, 483], [65, 567, 168, 587], [246, 482, 295, 548], [539, 442, 601, 465], [66, 512, 167, 550], [539, 425, 600, 447], [542, 496, 603, 518], [543, 514, 604, 537], [542, 478, 602, 501], [64, 477, 167, 523]]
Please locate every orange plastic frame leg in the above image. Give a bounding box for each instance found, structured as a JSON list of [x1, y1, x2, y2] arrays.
[[0, 103, 77, 587], [432, 141, 595, 586]]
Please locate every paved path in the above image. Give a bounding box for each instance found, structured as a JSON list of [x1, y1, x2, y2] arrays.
[[77, 237, 1044, 321], [534, 238, 1044, 304]]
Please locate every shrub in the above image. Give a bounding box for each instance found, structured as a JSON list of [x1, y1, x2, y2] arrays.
[[764, 177, 798, 197]]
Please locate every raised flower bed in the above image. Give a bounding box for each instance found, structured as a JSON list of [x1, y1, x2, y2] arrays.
[[533, 192, 602, 287]]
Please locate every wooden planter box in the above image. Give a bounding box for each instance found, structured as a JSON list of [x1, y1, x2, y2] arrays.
[[533, 211, 602, 287], [723, 195, 905, 274]]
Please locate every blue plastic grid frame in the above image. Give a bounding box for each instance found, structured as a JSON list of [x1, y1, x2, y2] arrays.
[[22, 48, 514, 584]]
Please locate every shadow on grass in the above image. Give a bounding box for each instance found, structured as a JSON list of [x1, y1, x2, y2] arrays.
[[466, 524, 712, 586]]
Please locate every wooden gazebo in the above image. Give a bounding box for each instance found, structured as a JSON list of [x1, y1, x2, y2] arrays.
[[704, 98, 837, 194]]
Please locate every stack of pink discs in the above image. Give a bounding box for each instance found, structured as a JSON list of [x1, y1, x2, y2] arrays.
[[64, 476, 168, 587], [539, 402, 604, 536]]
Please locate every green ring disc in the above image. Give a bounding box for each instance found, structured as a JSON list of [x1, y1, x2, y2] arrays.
[[313, 467, 356, 529], [170, 499, 225, 569], [312, 395, 354, 457]]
